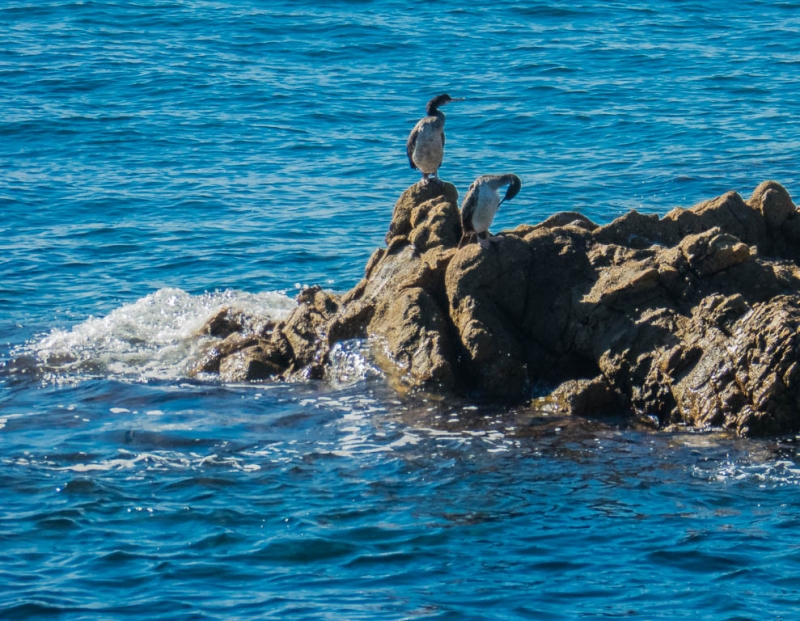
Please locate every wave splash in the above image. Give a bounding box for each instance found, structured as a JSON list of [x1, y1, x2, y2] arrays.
[[21, 288, 296, 383]]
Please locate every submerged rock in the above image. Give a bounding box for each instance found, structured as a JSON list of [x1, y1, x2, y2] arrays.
[[199, 179, 800, 437]]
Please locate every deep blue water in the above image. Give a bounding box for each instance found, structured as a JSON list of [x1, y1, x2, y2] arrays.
[[3, 1, 800, 619]]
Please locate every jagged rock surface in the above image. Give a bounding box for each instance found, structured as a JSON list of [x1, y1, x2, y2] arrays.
[[196, 179, 800, 436]]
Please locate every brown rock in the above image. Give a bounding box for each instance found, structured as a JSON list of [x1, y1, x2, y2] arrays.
[[748, 180, 796, 231], [192, 333, 261, 375], [533, 211, 599, 233], [549, 375, 618, 417], [279, 286, 339, 375], [333, 185, 461, 390], [369, 286, 455, 389], [446, 235, 535, 397], [218, 343, 282, 381], [385, 181, 459, 247], [201, 307, 246, 339], [594, 210, 677, 248], [661, 295, 800, 435], [665, 191, 764, 246], [201, 179, 800, 436], [678, 228, 753, 276]]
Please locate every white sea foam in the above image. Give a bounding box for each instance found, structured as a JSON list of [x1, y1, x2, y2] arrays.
[[327, 339, 383, 386], [46, 449, 268, 474], [693, 456, 800, 487], [28, 287, 296, 383]]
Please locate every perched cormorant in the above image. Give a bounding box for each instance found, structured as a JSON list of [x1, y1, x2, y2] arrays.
[[406, 93, 463, 184], [459, 174, 522, 249]]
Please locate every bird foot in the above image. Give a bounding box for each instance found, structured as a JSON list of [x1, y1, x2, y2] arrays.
[[478, 235, 504, 250]]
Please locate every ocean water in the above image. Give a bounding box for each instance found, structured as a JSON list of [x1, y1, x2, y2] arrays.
[[2, 1, 800, 619]]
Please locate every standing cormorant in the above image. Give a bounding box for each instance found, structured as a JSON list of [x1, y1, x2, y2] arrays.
[[459, 174, 522, 249], [406, 93, 463, 184]]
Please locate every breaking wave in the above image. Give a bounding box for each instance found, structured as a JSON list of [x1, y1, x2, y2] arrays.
[[18, 288, 296, 384]]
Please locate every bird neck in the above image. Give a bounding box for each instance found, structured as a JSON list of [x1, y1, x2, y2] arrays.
[[426, 104, 446, 120]]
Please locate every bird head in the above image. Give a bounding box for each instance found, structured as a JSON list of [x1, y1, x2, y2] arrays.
[[499, 175, 522, 206], [426, 93, 464, 115]]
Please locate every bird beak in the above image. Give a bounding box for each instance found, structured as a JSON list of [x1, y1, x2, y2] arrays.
[[451, 97, 466, 101]]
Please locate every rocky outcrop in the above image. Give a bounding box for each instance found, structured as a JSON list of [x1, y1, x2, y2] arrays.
[[195, 179, 800, 436]]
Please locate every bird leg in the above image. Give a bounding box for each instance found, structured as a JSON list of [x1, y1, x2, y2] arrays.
[[421, 173, 430, 185]]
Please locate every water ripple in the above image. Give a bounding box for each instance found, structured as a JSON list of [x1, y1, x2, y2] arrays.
[[3, 1, 800, 619]]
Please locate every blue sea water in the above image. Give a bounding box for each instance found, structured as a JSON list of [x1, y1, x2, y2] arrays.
[[3, 0, 800, 619]]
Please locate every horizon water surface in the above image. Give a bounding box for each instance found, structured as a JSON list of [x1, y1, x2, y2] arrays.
[[3, 1, 800, 619]]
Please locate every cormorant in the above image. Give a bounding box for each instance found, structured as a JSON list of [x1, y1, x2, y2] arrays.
[[459, 174, 522, 249], [406, 93, 463, 184]]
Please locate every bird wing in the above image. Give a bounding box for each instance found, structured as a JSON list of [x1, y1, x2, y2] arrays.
[[406, 124, 420, 170], [460, 180, 480, 234]]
